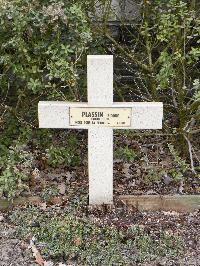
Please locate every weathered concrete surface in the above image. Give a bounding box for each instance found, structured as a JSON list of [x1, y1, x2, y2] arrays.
[[38, 102, 163, 129], [88, 55, 113, 205], [120, 195, 200, 212]]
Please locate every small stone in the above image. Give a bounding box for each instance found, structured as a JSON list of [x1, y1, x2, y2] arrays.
[[163, 174, 172, 185], [58, 182, 66, 195], [0, 215, 4, 222], [136, 168, 141, 176], [40, 202, 47, 210], [128, 180, 136, 188], [146, 190, 157, 195], [44, 261, 54, 266]]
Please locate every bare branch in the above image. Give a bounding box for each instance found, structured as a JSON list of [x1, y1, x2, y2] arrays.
[[184, 135, 196, 173], [104, 31, 152, 73]]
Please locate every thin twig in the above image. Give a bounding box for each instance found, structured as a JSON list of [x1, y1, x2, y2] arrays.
[[104, 31, 151, 73], [192, 147, 200, 164], [184, 134, 196, 173], [188, 128, 200, 135]]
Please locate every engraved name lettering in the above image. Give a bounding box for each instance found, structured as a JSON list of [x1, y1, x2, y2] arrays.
[[82, 112, 104, 118]]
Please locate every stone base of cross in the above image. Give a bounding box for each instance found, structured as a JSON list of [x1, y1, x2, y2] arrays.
[[38, 55, 163, 205]]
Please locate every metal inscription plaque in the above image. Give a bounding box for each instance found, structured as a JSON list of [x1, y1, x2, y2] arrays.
[[69, 107, 131, 127]]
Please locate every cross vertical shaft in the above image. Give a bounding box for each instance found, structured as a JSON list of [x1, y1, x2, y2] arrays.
[[87, 55, 113, 204]]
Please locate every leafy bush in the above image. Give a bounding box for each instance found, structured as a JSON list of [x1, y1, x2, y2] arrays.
[[0, 0, 97, 197], [105, 0, 200, 156], [0, 0, 93, 145], [0, 144, 34, 198], [46, 145, 81, 168], [143, 143, 191, 186], [0, 0, 96, 200], [167, 144, 189, 180], [115, 145, 138, 162]]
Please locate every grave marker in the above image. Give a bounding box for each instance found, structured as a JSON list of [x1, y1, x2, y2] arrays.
[[38, 55, 163, 205]]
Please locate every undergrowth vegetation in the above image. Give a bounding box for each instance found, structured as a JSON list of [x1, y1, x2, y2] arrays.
[[10, 206, 183, 265]]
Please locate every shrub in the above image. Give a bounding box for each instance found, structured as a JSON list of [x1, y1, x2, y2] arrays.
[[0, 0, 93, 146], [0, 0, 96, 197], [0, 144, 34, 198], [104, 0, 200, 157]]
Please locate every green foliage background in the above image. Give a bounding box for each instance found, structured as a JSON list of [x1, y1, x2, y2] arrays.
[[0, 0, 98, 197], [0, 0, 199, 198]]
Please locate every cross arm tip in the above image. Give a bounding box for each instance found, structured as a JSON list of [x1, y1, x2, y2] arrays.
[[87, 55, 113, 60]]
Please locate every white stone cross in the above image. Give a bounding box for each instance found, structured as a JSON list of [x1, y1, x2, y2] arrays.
[[38, 55, 163, 205]]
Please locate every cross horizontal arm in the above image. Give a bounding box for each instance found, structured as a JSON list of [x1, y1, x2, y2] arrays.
[[38, 101, 163, 130]]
